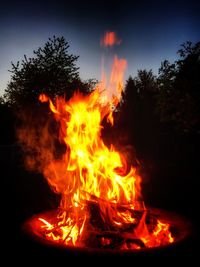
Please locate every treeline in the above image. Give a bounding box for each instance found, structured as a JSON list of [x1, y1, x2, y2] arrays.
[[117, 41, 200, 136], [0, 37, 199, 147]]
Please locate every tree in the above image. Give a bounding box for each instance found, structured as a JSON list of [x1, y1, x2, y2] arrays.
[[119, 70, 157, 120], [116, 71, 158, 154], [134, 69, 157, 95], [118, 70, 158, 125], [3, 36, 92, 108], [156, 41, 200, 133], [117, 76, 138, 127]]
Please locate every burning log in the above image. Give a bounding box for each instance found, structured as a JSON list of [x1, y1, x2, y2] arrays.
[[32, 197, 174, 250], [24, 206, 191, 251]]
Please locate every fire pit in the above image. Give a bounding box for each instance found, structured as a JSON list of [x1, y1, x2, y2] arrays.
[[23, 206, 191, 253], [19, 32, 192, 255]]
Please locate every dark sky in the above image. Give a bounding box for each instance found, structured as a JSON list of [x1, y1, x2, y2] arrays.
[[0, 0, 199, 95]]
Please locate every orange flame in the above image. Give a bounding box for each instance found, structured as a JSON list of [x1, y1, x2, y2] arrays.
[[43, 90, 141, 205], [36, 54, 144, 246], [101, 31, 121, 47], [37, 89, 173, 247], [20, 32, 174, 249], [97, 55, 127, 125], [39, 94, 49, 103]]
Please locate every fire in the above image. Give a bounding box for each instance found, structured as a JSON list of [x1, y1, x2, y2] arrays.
[[21, 32, 175, 250], [101, 31, 121, 47]]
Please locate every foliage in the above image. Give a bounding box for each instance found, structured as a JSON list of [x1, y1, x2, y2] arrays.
[[134, 69, 158, 95], [119, 70, 158, 123], [116, 70, 159, 155], [3, 36, 93, 108], [118, 42, 200, 137], [156, 41, 200, 133]]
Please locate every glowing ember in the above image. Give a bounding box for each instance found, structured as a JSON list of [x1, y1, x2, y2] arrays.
[[22, 32, 176, 250]]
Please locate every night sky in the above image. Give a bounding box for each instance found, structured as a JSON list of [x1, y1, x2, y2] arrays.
[[0, 0, 199, 95]]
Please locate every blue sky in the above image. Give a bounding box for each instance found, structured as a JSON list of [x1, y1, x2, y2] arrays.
[[0, 0, 199, 95]]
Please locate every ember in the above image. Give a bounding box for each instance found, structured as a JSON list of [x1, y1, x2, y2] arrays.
[[21, 32, 188, 251]]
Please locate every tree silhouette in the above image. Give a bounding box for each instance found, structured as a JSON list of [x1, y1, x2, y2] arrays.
[[3, 36, 93, 108], [134, 69, 157, 95], [116, 70, 158, 156], [1, 36, 97, 148], [117, 76, 138, 129], [156, 41, 200, 133], [118, 70, 157, 126]]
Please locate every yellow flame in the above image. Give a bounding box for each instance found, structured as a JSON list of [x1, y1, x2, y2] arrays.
[[35, 35, 173, 248]]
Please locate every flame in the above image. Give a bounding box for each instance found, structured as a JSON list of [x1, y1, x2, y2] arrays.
[[37, 54, 144, 246], [101, 31, 121, 47], [21, 32, 174, 249], [37, 85, 174, 248]]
